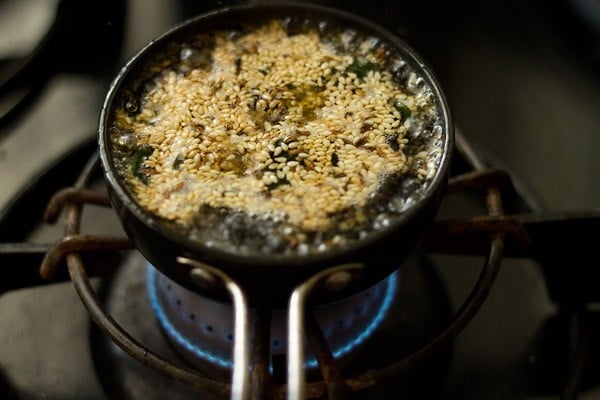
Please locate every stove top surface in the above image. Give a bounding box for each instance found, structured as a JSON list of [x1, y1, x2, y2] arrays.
[[1, 1, 599, 399]]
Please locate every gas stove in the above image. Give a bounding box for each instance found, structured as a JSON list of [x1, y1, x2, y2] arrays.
[[1, 1, 599, 399]]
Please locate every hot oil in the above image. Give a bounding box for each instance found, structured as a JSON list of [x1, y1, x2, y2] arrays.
[[108, 17, 444, 257]]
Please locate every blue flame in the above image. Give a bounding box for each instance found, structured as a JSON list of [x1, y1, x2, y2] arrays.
[[305, 271, 397, 368], [146, 267, 233, 368], [147, 266, 397, 369]]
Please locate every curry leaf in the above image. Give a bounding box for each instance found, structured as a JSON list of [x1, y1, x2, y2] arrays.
[[393, 100, 411, 121], [345, 58, 378, 79], [131, 145, 154, 183]]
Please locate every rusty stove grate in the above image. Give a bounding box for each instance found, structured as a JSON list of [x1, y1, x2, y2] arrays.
[[4, 130, 598, 400]]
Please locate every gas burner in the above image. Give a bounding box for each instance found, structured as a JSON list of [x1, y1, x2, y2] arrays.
[[89, 250, 450, 399], [148, 263, 398, 373]]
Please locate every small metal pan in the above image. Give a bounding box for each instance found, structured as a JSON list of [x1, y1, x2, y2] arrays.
[[98, 3, 453, 308]]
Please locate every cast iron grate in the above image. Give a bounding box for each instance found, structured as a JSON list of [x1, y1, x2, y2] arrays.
[[3, 130, 598, 399]]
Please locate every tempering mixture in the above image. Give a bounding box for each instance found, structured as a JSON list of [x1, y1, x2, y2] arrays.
[[109, 20, 443, 255]]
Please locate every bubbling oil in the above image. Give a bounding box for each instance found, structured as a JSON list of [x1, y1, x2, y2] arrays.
[[108, 17, 447, 256]]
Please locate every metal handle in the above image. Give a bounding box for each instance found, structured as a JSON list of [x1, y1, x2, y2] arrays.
[[287, 263, 364, 400], [177, 257, 250, 400]]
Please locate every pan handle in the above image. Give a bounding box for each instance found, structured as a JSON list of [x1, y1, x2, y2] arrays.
[[287, 263, 364, 400], [177, 256, 250, 400]]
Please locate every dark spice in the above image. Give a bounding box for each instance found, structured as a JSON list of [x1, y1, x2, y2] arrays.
[[385, 133, 400, 151], [355, 135, 367, 147], [270, 138, 298, 162], [360, 122, 372, 133], [234, 57, 242, 75], [331, 152, 339, 166], [266, 177, 290, 191]]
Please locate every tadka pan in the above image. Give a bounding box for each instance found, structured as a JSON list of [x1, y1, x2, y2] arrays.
[[98, 3, 453, 308]]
